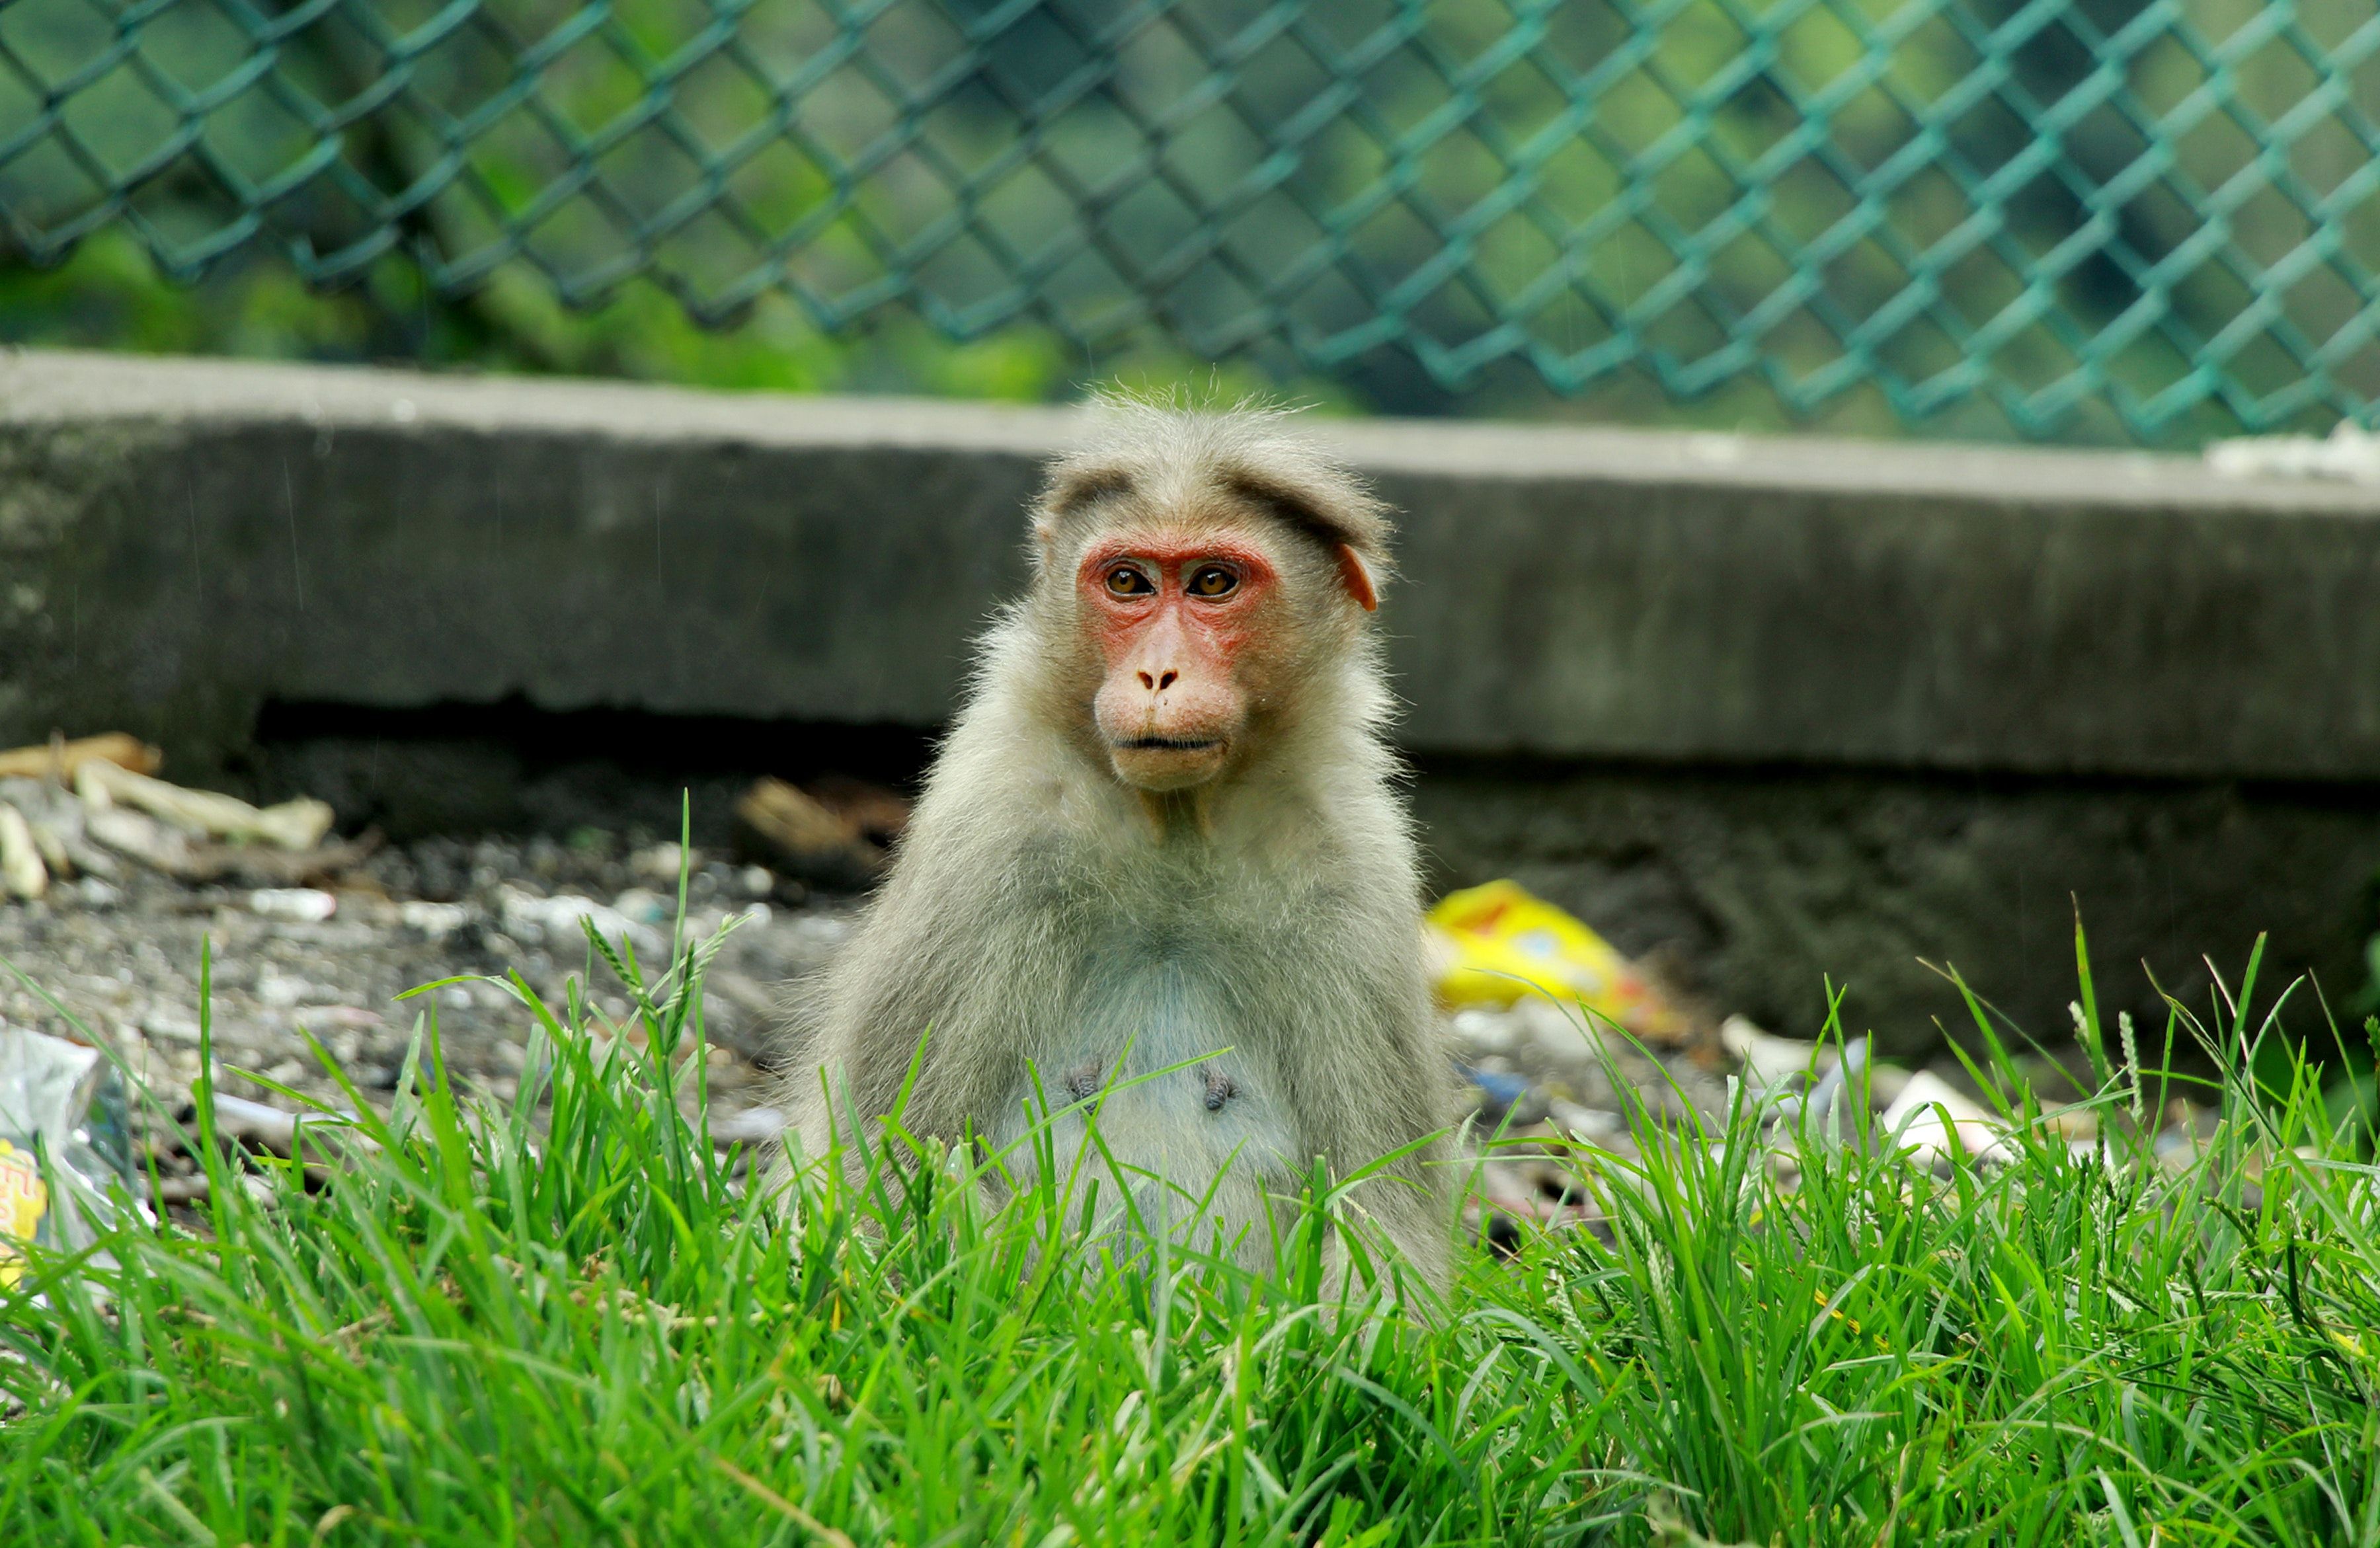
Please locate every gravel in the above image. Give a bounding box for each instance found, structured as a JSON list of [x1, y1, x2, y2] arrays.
[[0, 832, 857, 1134]]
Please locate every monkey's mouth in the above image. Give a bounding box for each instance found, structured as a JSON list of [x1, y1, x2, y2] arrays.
[[1107, 732, 1231, 791]]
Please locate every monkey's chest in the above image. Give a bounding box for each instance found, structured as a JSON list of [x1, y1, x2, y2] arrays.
[[986, 950, 1299, 1192]]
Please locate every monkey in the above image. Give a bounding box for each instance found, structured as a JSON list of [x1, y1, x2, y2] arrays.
[[774, 398, 1454, 1294]]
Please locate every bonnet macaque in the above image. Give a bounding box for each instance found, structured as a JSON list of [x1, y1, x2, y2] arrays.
[[779, 401, 1450, 1289]]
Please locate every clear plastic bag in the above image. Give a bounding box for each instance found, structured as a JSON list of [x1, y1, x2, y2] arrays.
[[0, 1025, 133, 1286]]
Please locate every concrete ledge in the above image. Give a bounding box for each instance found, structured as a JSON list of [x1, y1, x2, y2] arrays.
[[5, 347, 2379, 781]]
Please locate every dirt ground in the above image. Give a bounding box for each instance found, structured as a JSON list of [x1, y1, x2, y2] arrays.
[[0, 833, 855, 1125]]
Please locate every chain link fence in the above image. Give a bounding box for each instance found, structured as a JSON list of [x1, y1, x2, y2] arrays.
[[1, 0, 2374, 440]]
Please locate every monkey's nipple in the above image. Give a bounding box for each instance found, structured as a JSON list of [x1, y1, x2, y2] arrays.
[[1202, 1068, 1237, 1112]]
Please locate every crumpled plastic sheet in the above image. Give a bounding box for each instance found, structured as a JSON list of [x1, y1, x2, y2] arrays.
[[0, 1025, 134, 1289]]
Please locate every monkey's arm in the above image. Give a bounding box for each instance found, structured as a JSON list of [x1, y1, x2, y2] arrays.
[[1275, 943, 1456, 1294], [785, 834, 1072, 1166]]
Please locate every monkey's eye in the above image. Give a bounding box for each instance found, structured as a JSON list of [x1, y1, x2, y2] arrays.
[[1187, 565, 1239, 599], [1104, 566, 1155, 598]]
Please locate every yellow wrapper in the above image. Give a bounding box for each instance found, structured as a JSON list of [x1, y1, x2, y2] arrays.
[[1425, 879, 1691, 1040], [0, 1138, 50, 1289]]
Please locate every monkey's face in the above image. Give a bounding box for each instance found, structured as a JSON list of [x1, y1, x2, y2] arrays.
[[1076, 533, 1280, 791]]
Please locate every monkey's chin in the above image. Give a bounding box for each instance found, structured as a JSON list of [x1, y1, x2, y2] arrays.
[[1107, 737, 1229, 792]]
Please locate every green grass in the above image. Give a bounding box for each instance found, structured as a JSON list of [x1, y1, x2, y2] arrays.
[[1, 913, 2375, 1546]]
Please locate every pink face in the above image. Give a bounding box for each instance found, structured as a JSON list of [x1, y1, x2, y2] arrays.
[[1078, 535, 1278, 791]]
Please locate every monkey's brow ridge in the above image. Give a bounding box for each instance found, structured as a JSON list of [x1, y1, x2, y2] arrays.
[[1051, 469, 1136, 514], [1220, 470, 1360, 553]]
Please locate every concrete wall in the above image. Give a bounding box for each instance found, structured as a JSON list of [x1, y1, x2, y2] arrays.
[[5, 348, 2377, 1050]]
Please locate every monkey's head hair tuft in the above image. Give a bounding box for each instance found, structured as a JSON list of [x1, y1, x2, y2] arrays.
[[1034, 390, 1394, 588]]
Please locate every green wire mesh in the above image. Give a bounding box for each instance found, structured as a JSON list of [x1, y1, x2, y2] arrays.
[[1, 0, 2375, 440]]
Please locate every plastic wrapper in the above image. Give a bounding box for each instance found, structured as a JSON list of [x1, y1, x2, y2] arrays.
[[0, 1025, 134, 1287], [1425, 879, 1694, 1043]]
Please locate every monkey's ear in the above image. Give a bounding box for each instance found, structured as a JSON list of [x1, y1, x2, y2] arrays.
[[1335, 543, 1380, 611]]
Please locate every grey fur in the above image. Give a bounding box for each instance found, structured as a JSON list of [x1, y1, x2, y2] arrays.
[[772, 401, 1452, 1291]]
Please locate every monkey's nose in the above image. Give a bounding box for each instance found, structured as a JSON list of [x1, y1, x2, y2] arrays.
[[1137, 669, 1179, 691]]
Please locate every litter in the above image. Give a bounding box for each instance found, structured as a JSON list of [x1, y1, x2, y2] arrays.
[[0, 734, 160, 782], [83, 808, 197, 876], [0, 1025, 134, 1287], [1878, 1071, 2010, 1165], [1462, 1065, 1531, 1109], [76, 760, 333, 851], [53, 796, 369, 886], [0, 807, 43, 900], [1722, 1015, 1817, 1095], [733, 777, 905, 889], [0, 734, 362, 898], [1425, 880, 1695, 1043], [202, 1091, 376, 1157], [1460, 1064, 1546, 1130], [0, 780, 114, 884], [248, 888, 338, 924]]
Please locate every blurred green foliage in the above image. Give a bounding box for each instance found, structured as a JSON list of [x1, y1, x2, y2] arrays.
[[1, 0, 2375, 438], [0, 226, 1346, 407]]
